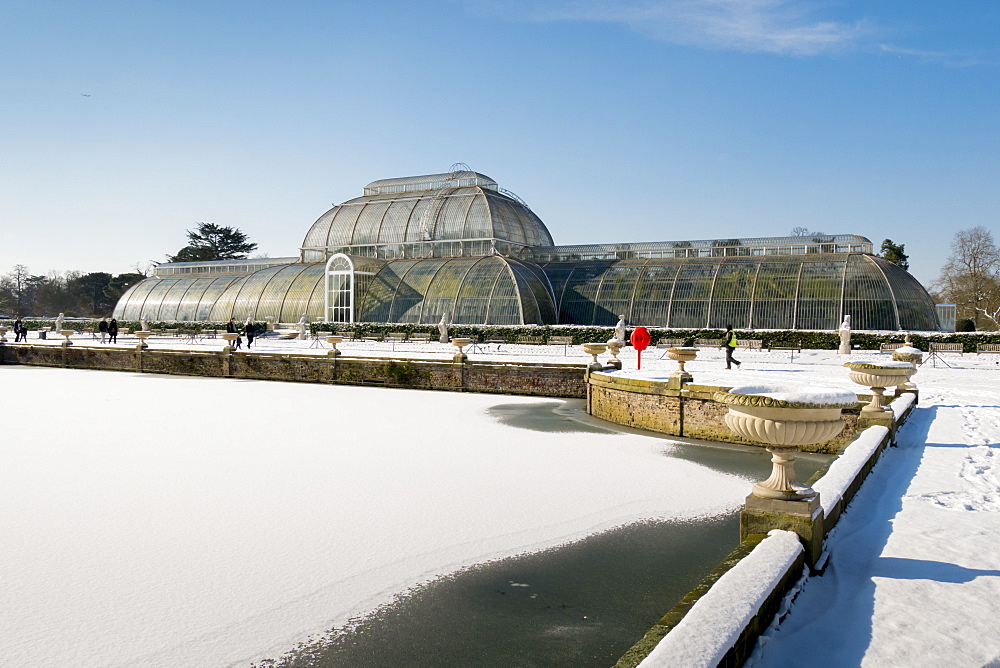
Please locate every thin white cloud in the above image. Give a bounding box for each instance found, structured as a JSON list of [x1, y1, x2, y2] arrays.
[[879, 43, 980, 67], [484, 0, 871, 56]]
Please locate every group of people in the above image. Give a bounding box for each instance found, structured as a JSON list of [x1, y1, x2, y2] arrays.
[[225, 318, 257, 349], [96, 317, 120, 343], [10, 317, 28, 342]]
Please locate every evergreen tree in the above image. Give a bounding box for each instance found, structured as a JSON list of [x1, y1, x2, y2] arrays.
[[104, 273, 147, 305], [69, 272, 115, 315], [879, 239, 910, 270], [168, 223, 257, 262]]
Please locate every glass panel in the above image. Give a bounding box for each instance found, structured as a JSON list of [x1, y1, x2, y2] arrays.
[[359, 261, 417, 323], [137, 279, 182, 322], [593, 263, 642, 326], [631, 262, 679, 327], [797, 261, 843, 330], [301, 210, 336, 251], [843, 255, 896, 330], [378, 200, 417, 245], [352, 201, 391, 245], [389, 260, 445, 323], [750, 261, 800, 330], [557, 263, 610, 325], [435, 194, 475, 241], [118, 278, 160, 321], [669, 263, 717, 328], [708, 263, 756, 329]]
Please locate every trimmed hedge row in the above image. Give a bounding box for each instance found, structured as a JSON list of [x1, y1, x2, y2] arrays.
[[11, 319, 1000, 353]]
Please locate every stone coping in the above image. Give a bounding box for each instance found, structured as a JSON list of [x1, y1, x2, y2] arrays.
[[843, 361, 915, 370], [714, 388, 858, 410]]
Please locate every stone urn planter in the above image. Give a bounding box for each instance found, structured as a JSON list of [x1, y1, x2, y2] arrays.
[[325, 335, 344, 357], [450, 337, 471, 362], [891, 347, 923, 391], [664, 347, 698, 383], [605, 339, 625, 368], [134, 330, 153, 349], [844, 361, 915, 414], [59, 329, 77, 347], [0, 326, 7, 343], [582, 342, 608, 370], [715, 385, 857, 500]]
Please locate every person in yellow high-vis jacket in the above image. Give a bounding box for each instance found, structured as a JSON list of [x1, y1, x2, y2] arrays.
[[723, 325, 741, 370]]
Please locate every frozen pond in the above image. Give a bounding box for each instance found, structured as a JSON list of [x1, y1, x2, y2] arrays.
[[1, 365, 823, 667]]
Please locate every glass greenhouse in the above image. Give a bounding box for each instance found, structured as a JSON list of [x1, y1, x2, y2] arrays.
[[115, 168, 941, 331]]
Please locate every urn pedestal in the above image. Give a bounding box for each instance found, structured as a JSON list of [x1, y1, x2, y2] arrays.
[[844, 362, 915, 415], [450, 337, 471, 362], [664, 347, 698, 386], [582, 343, 608, 371], [717, 386, 855, 564], [891, 348, 922, 392], [325, 335, 343, 357], [605, 339, 625, 369]]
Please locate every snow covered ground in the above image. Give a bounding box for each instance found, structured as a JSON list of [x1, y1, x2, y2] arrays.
[[4, 336, 999, 667], [746, 362, 1000, 667]]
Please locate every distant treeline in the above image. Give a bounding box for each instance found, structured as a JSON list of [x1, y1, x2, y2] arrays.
[[0, 265, 145, 317]]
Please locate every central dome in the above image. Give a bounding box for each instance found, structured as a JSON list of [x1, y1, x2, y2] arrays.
[[300, 169, 554, 262]]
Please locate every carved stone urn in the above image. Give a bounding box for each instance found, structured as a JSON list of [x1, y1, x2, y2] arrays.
[[891, 347, 922, 391], [715, 386, 856, 500], [844, 362, 915, 414], [0, 326, 7, 343], [582, 342, 608, 370], [325, 335, 344, 357], [59, 329, 77, 347], [665, 347, 698, 384], [135, 330, 153, 349], [605, 339, 625, 367], [451, 337, 471, 362]]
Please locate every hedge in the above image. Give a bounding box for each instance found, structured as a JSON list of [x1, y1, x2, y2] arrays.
[[10, 319, 999, 353]]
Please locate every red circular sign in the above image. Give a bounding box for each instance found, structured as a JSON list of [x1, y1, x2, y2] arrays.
[[630, 326, 650, 351]]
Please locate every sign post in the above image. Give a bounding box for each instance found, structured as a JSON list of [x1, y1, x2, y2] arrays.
[[630, 326, 650, 370]]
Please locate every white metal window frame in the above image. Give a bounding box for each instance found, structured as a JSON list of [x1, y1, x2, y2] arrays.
[[324, 253, 374, 323]]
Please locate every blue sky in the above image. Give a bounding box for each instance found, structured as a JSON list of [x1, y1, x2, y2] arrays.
[[1, 0, 997, 287]]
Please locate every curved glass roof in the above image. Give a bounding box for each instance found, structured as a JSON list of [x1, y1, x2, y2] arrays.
[[359, 256, 556, 325], [363, 171, 498, 196], [301, 171, 553, 261], [541, 253, 938, 331]]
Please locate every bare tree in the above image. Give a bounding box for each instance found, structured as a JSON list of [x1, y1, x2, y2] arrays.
[[935, 226, 1000, 329]]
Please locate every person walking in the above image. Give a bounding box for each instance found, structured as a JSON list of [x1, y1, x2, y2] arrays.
[[108, 318, 118, 344], [723, 325, 741, 370], [226, 318, 242, 349], [245, 319, 256, 347], [13, 317, 25, 342], [98, 317, 109, 343]]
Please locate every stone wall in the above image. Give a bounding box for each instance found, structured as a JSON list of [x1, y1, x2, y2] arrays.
[[0, 343, 586, 398], [588, 373, 862, 454], [615, 395, 916, 667]]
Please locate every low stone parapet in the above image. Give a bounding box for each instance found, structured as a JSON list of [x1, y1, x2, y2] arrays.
[[0, 343, 587, 398], [615, 383, 918, 667], [616, 531, 805, 668], [587, 372, 861, 453]]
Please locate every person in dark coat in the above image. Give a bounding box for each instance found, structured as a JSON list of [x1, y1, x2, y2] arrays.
[[98, 317, 109, 343], [722, 325, 741, 370], [245, 319, 256, 347], [13, 317, 26, 342], [108, 318, 119, 343], [226, 318, 242, 349]]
